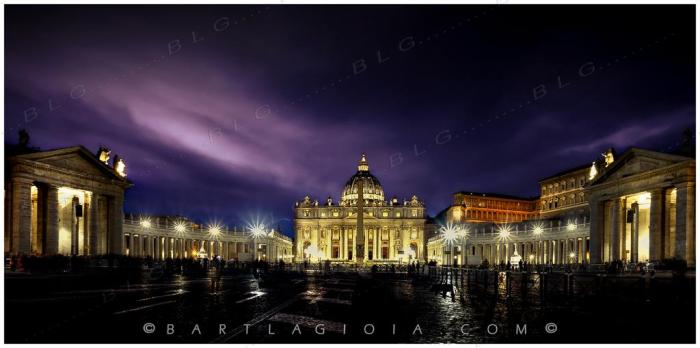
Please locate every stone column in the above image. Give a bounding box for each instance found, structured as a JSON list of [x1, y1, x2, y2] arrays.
[[576, 238, 582, 263], [548, 241, 553, 264], [149, 236, 155, 259], [543, 240, 548, 264], [153, 237, 158, 258], [588, 199, 604, 264], [10, 178, 32, 256], [551, 240, 556, 264], [45, 185, 60, 255], [157, 236, 163, 260], [664, 190, 676, 258], [88, 194, 99, 255], [387, 228, 393, 260], [630, 202, 639, 263], [541, 241, 545, 264], [128, 233, 134, 256], [338, 229, 343, 260], [648, 188, 664, 262], [109, 194, 125, 255], [609, 199, 621, 261], [675, 182, 695, 266], [144, 235, 151, 258]]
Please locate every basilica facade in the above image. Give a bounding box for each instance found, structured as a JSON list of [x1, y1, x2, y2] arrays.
[[294, 154, 426, 264]]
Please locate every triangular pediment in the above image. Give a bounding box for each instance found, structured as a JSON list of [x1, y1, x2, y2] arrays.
[[589, 148, 693, 185], [13, 146, 126, 181]]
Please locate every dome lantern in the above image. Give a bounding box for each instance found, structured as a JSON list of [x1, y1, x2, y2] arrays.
[[358, 153, 369, 172], [341, 153, 384, 205]]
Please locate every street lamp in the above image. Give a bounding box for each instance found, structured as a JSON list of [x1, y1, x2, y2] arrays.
[[248, 222, 267, 261], [173, 220, 187, 235], [139, 217, 152, 228], [496, 224, 512, 242]]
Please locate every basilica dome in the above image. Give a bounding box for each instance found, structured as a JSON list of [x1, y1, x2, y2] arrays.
[[340, 154, 385, 205]]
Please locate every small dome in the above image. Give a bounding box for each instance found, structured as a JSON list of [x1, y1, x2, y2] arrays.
[[341, 154, 385, 205]]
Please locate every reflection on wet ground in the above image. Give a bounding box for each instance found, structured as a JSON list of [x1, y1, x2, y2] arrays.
[[4, 269, 695, 343]]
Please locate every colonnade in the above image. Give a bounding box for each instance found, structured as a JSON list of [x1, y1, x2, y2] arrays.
[[468, 237, 589, 265], [124, 234, 250, 260]]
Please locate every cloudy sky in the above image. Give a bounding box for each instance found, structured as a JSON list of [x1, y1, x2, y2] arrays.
[[5, 5, 695, 235]]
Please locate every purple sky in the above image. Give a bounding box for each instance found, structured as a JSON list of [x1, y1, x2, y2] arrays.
[[5, 5, 695, 236]]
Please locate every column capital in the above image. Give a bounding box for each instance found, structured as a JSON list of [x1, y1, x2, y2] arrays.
[[648, 187, 664, 193], [674, 181, 695, 190], [11, 176, 34, 185]]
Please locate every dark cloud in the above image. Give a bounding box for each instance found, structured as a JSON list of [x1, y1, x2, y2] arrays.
[[5, 5, 695, 236]]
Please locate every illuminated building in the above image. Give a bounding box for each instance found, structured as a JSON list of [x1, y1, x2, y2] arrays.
[[586, 148, 695, 266], [447, 192, 539, 224], [294, 154, 426, 263], [122, 215, 293, 262], [428, 147, 695, 267], [5, 145, 131, 256], [539, 165, 591, 219], [4, 142, 293, 261]]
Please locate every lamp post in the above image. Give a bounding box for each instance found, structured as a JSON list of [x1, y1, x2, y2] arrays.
[[249, 223, 267, 261]]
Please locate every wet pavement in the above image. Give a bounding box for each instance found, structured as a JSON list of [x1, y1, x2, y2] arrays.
[[4, 268, 695, 343]]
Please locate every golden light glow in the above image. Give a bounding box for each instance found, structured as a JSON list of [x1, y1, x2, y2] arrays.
[[173, 220, 187, 234], [603, 149, 615, 167], [567, 222, 576, 231], [637, 192, 651, 205], [249, 223, 267, 239], [207, 222, 223, 239], [569, 252, 576, 259], [98, 148, 110, 164], [139, 217, 152, 228], [496, 224, 512, 242], [115, 158, 127, 177], [589, 161, 598, 180], [452, 208, 462, 221], [439, 222, 467, 247], [358, 153, 369, 171], [531, 221, 544, 236], [304, 244, 323, 259]]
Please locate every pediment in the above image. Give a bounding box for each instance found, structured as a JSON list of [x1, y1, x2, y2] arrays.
[[38, 153, 109, 177], [589, 148, 692, 185], [13, 146, 125, 181]]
